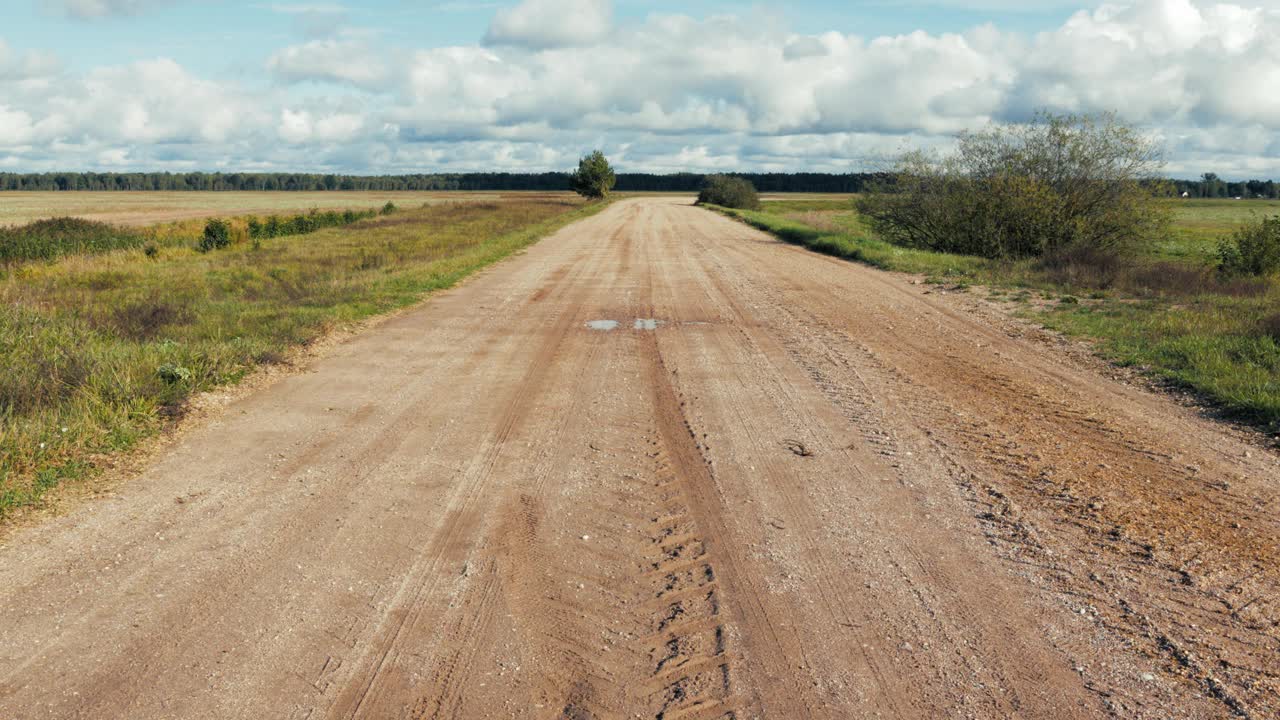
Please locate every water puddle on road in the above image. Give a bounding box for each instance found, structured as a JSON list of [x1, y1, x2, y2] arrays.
[[584, 319, 664, 332]]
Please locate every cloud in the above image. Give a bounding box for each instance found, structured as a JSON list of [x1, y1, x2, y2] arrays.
[[484, 0, 612, 49], [7, 0, 1280, 177], [263, 2, 352, 37], [42, 0, 175, 19], [267, 39, 390, 88]]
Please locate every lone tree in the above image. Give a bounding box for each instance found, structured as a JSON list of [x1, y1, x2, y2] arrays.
[[857, 112, 1170, 262], [570, 150, 616, 199]]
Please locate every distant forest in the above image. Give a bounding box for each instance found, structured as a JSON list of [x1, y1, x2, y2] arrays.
[[0, 171, 1276, 198]]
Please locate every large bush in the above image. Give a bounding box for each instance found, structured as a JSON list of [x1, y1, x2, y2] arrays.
[[697, 175, 760, 210], [198, 218, 231, 252], [857, 113, 1170, 260], [569, 150, 616, 199], [1218, 216, 1280, 277]]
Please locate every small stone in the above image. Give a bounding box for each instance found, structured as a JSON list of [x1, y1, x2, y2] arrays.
[[1141, 673, 1156, 682], [581, 535, 590, 541]]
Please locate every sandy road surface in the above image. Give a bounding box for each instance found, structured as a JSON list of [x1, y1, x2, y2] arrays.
[[2, 198, 1277, 719]]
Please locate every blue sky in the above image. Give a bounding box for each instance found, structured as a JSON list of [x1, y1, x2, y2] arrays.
[[2, 0, 1279, 176], [5, 1, 1081, 74]]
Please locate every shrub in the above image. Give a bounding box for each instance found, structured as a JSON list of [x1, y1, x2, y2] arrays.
[[857, 112, 1170, 260], [569, 150, 616, 199], [380, 202, 398, 216], [246, 217, 263, 239], [143, 243, 159, 259], [199, 218, 231, 252], [1218, 216, 1280, 277], [697, 175, 761, 210]]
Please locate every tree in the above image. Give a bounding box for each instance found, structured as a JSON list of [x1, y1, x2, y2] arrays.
[[569, 150, 616, 199], [1201, 172, 1223, 198], [857, 112, 1170, 261]]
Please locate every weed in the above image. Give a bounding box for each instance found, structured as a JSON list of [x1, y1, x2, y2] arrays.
[[157, 364, 193, 384]]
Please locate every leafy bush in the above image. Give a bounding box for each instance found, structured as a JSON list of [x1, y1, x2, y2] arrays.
[[199, 218, 231, 252], [697, 175, 760, 210], [381, 201, 398, 216], [0, 218, 145, 263], [570, 150, 616, 199], [1218, 216, 1280, 277], [858, 112, 1170, 260]]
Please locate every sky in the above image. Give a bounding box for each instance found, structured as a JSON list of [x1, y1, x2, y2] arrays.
[[1, 0, 1279, 178]]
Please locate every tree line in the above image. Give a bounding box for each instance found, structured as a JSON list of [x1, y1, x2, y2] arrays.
[[1171, 174, 1280, 199], [0, 171, 884, 194], [0, 171, 1275, 197]]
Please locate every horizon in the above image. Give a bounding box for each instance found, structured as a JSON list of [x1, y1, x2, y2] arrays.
[[2, 0, 1279, 177]]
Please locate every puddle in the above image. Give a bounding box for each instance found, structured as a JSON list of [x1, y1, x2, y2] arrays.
[[585, 319, 663, 331]]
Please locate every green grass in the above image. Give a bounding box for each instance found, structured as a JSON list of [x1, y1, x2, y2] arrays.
[[1160, 199, 1280, 262], [0, 197, 605, 516], [716, 197, 1280, 433], [1041, 298, 1280, 427]]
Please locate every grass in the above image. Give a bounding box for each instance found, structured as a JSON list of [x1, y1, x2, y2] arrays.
[[0, 196, 604, 516], [716, 197, 1280, 433]]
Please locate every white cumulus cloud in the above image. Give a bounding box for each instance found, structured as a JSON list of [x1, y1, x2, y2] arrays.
[[484, 0, 612, 49]]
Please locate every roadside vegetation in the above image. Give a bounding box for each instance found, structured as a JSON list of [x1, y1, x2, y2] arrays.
[[1, 207, 399, 264], [714, 113, 1280, 433], [0, 196, 602, 516], [697, 175, 760, 210]]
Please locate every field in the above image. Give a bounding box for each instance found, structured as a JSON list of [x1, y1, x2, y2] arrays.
[[724, 197, 1280, 430], [0, 194, 597, 515], [0, 191, 507, 227]]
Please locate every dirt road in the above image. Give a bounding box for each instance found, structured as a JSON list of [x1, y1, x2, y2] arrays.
[[2, 198, 1277, 719]]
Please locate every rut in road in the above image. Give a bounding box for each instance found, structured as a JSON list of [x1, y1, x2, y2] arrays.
[[0, 198, 1277, 720]]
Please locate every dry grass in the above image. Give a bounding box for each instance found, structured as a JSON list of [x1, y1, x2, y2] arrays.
[[0, 191, 530, 227]]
